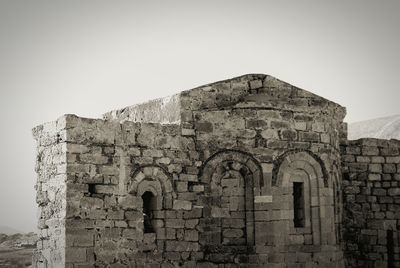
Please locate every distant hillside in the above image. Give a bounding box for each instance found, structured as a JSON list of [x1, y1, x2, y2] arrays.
[[348, 114, 400, 140], [0, 232, 37, 267], [0, 225, 21, 235]]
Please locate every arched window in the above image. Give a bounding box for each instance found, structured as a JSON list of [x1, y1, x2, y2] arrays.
[[273, 151, 329, 245], [142, 191, 156, 233]]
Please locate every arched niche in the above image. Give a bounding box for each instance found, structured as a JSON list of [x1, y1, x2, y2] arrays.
[[128, 165, 173, 195], [127, 165, 173, 236], [200, 150, 263, 248], [272, 150, 331, 246]]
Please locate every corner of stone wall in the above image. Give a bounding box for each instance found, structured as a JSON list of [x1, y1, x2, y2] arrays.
[[32, 114, 73, 267]]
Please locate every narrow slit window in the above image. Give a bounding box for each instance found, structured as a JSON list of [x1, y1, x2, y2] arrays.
[[142, 191, 155, 233], [387, 230, 394, 268], [293, 182, 305, 228]]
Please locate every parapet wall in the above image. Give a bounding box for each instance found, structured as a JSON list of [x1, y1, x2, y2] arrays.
[[103, 94, 181, 124], [341, 138, 400, 267]]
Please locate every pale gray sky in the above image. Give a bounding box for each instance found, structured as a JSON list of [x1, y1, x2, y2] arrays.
[[0, 0, 399, 232]]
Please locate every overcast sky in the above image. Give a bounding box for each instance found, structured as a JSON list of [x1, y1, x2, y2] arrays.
[[0, 0, 399, 232]]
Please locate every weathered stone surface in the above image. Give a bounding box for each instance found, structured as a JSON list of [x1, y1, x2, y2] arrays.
[[33, 74, 365, 268], [341, 139, 400, 268], [173, 200, 192, 211]]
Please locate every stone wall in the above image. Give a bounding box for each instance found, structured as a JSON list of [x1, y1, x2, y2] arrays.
[[177, 74, 345, 266], [33, 74, 350, 267], [32, 117, 68, 267], [341, 138, 400, 267], [61, 115, 201, 267]]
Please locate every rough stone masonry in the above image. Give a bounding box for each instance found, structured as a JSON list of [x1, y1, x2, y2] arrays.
[[32, 74, 400, 267]]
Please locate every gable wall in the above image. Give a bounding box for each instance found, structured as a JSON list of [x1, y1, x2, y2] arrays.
[[177, 75, 345, 266]]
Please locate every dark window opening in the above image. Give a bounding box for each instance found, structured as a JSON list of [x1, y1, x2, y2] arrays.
[[142, 191, 155, 233], [88, 184, 96, 196], [387, 230, 395, 268], [293, 182, 305, 228]]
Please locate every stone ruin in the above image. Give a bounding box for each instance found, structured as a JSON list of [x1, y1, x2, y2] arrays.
[[32, 74, 400, 267]]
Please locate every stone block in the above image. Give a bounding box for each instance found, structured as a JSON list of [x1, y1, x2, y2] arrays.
[[254, 195, 273, 203], [386, 156, 400, 164], [211, 206, 230, 218], [176, 181, 188, 192], [65, 248, 87, 263], [79, 154, 109, 164], [294, 122, 307, 131], [371, 156, 385, 163], [165, 241, 199, 252], [173, 200, 192, 210], [357, 156, 371, 163], [372, 188, 386, 196], [249, 79, 263, 89], [70, 231, 94, 247], [271, 121, 290, 129], [312, 122, 325, 132], [246, 119, 268, 129], [94, 185, 117, 194], [346, 146, 361, 155], [369, 174, 381, 181], [165, 219, 185, 228], [183, 208, 202, 219], [191, 185, 204, 192], [195, 122, 213, 133], [362, 146, 379, 156], [383, 164, 396, 173], [179, 174, 198, 182], [184, 230, 199, 241], [369, 164, 382, 173], [261, 129, 279, 139], [280, 129, 297, 141], [320, 133, 330, 144], [182, 128, 195, 136], [388, 188, 400, 196], [223, 229, 243, 238], [299, 132, 319, 143], [125, 211, 142, 220], [185, 219, 199, 229], [80, 197, 103, 209], [119, 195, 141, 210]]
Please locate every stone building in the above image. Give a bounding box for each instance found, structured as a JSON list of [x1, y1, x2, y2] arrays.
[[32, 74, 400, 267]]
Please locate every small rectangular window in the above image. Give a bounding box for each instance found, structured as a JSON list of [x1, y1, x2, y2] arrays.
[[88, 184, 96, 196], [293, 182, 305, 228]]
